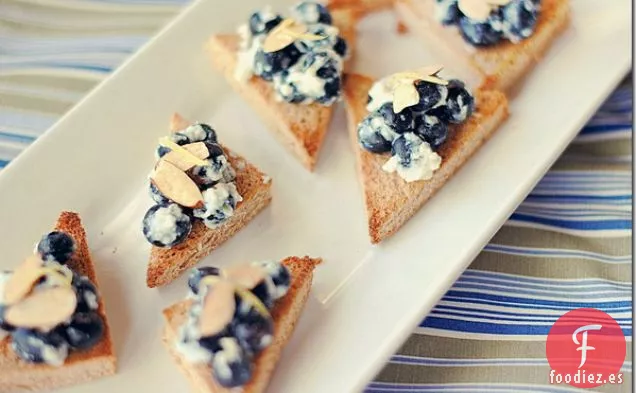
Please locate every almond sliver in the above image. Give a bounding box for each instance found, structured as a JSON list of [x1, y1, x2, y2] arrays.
[[151, 160, 204, 208], [3, 255, 45, 306], [162, 142, 210, 171], [5, 287, 77, 330]]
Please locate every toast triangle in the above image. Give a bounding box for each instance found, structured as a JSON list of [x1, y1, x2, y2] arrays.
[[146, 114, 272, 288], [162, 256, 321, 393], [0, 212, 116, 392], [207, 8, 358, 171], [343, 74, 509, 243]]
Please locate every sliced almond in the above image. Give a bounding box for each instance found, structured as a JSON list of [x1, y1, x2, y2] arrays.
[[459, 0, 495, 21], [198, 280, 236, 337], [393, 83, 421, 113], [162, 142, 210, 171], [222, 265, 266, 290], [3, 255, 44, 306], [159, 137, 209, 168], [5, 287, 77, 330], [151, 160, 204, 209], [263, 18, 323, 53]]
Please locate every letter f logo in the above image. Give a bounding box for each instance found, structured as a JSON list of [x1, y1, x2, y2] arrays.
[[572, 324, 602, 368]]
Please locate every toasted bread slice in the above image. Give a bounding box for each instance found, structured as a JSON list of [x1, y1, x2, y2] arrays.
[[343, 74, 509, 243], [207, 8, 358, 171], [146, 114, 272, 288], [0, 212, 116, 392], [395, 0, 570, 91], [162, 256, 321, 393]]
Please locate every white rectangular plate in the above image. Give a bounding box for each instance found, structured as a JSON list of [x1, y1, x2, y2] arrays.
[[0, 0, 630, 392]]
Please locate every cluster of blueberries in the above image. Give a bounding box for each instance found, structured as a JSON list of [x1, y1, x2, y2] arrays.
[[248, 2, 347, 105], [438, 0, 541, 46], [358, 79, 474, 166], [0, 232, 104, 365], [143, 123, 239, 248], [182, 262, 291, 387]]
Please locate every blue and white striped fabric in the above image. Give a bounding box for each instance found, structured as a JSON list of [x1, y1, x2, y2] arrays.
[[0, 1, 632, 392]]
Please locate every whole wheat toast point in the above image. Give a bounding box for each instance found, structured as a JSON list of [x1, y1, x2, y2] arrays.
[[0, 211, 116, 392], [146, 116, 273, 288], [162, 256, 321, 393], [206, 6, 358, 171], [395, 0, 570, 92], [343, 73, 509, 243]]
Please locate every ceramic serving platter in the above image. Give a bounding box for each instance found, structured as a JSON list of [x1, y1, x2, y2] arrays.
[[0, 0, 630, 392]]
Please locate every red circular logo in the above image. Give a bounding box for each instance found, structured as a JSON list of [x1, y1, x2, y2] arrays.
[[546, 308, 626, 388]]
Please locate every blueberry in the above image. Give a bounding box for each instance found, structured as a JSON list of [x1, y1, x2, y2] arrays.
[[459, 13, 503, 46], [211, 337, 253, 388], [253, 44, 303, 81], [379, 103, 414, 131], [501, 0, 539, 42], [188, 266, 222, 296], [249, 280, 276, 309], [414, 115, 448, 150], [293, 1, 333, 25], [444, 79, 474, 123], [255, 260, 291, 300], [193, 184, 242, 228], [391, 134, 415, 167], [333, 36, 348, 58], [232, 293, 274, 355], [37, 232, 76, 264], [436, 0, 460, 25], [189, 143, 235, 187], [199, 123, 218, 143], [149, 182, 170, 205], [248, 11, 283, 36], [61, 312, 104, 350], [72, 273, 99, 313], [357, 112, 397, 153], [412, 81, 448, 113], [142, 204, 192, 248], [11, 328, 69, 365]]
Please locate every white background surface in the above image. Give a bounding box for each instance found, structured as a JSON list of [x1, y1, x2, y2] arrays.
[[0, 0, 630, 392]]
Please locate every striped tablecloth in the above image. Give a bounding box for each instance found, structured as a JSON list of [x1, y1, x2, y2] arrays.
[[0, 1, 632, 392]]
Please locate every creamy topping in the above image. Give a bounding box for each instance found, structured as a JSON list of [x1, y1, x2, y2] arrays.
[[382, 133, 442, 182], [175, 303, 214, 364], [193, 183, 243, 229], [19, 334, 68, 367], [212, 337, 243, 381], [146, 204, 183, 246]]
